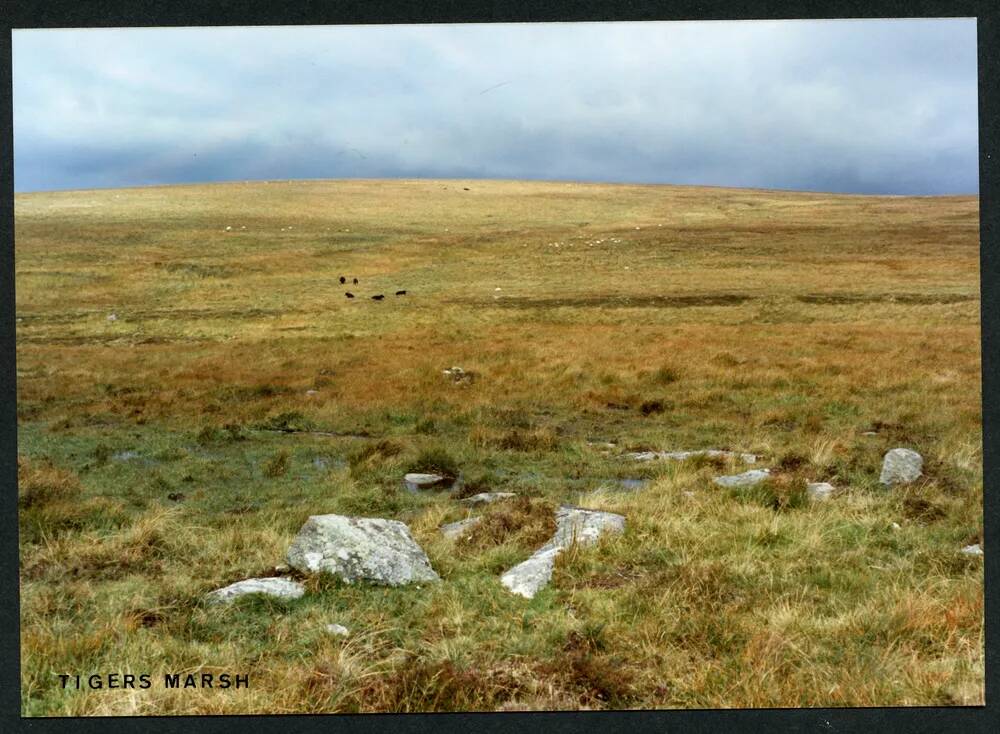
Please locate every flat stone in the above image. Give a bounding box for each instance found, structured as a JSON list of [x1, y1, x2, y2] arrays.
[[713, 468, 771, 488], [806, 482, 835, 501], [403, 472, 447, 491], [205, 577, 305, 605], [460, 492, 517, 506], [627, 449, 757, 464], [613, 478, 648, 491], [325, 623, 350, 636], [286, 514, 439, 586], [440, 516, 482, 540], [500, 505, 625, 599], [879, 448, 923, 485], [960, 544, 983, 556]]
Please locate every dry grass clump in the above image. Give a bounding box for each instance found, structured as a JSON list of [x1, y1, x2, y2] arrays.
[[470, 425, 560, 452], [262, 449, 291, 478], [17, 455, 81, 508], [458, 496, 557, 551]]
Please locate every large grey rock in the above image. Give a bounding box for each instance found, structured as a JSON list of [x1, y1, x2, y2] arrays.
[[205, 577, 305, 605], [286, 514, 440, 586], [628, 449, 757, 464], [500, 505, 626, 599], [879, 448, 923, 485], [460, 492, 517, 506], [806, 482, 835, 501], [713, 468, 771, 488], [440, 516, 482, 540]]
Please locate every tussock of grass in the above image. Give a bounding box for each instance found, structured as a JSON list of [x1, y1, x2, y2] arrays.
[[458, 496, 556, 552]]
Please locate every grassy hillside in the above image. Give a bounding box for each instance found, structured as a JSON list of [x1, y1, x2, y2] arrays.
[[15, 179, 983, 713]]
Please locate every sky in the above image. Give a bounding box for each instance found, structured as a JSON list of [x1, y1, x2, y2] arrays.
[[12, 19, 979, 194]]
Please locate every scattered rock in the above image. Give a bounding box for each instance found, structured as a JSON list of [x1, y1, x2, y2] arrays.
[[890, 522, 902, 530], [587, 441, 617, 449], [460, 492, 517, 506], [286, 514, 440, 586], [879, 448, 923, 485], [225, 226, 232, 231], [960, 544, 983, 557], [594, 478, 647, 492], [440, 516, 482, 540], [107, 313, 117, 322], [627, 449, 757, 464], [403, 472, 448, 491], [442, 366, 475, 385], [501, 505, 626, 599], [305, 389, 319, 396], [205, 577, 305, 605], [713, 468, 771, 488], [806, 482, 835, 501], [325, 623, 350, 636]]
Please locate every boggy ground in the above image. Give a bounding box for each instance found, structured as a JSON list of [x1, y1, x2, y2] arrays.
[[15, 179, 982, 714]]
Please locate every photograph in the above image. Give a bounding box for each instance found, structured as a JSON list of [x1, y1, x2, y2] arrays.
[[12, 18, 984, 716]]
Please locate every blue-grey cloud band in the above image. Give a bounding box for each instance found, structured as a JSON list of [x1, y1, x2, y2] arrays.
[[13, 19, 978, 195]]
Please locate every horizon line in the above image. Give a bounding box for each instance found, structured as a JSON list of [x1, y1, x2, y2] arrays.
[[13, 175, 981, 199]]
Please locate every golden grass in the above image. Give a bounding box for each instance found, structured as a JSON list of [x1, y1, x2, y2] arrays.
[[15, 179, 982, 714]]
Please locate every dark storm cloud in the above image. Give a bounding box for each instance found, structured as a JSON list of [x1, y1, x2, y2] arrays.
[[13, 20, 978, 194]]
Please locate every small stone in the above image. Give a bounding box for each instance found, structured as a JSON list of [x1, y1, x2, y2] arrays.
[[225, 226, 232, 231], [891, 522, 902, 530], [713, 468, 771, 488], [274, 564, 291, 574], [806, 482, 835, 501], [460, 492, 517, 506], [879, 448, 923, 485], [325, 623, 350, 636], [862, 431, 878, 436], [107, 313, 117, 322], [626, 449, 757, 464], [440, 516, 482, 540], [403, 473, 447, 491], [960, 544, 983, 557], [305, 389, 318, 396], [205, 577, 305, 605]]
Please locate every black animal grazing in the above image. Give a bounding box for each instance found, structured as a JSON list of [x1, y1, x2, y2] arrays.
[[339, 276, 346, 284], [345, 292, 355, 298], [352, 278, 358, 284], [395, 290, 407, 296], [371, 294, 384, 301]]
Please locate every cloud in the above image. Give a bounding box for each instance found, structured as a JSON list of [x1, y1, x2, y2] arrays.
[[13, 19, 978, 194]]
